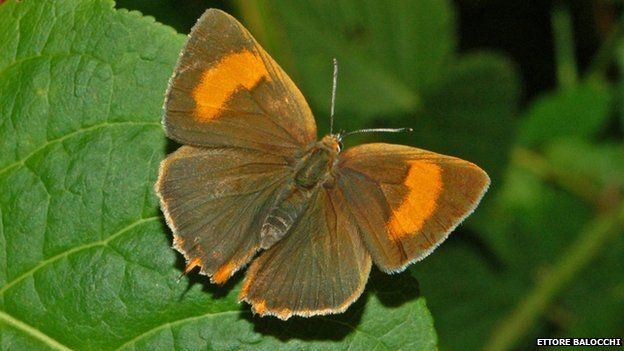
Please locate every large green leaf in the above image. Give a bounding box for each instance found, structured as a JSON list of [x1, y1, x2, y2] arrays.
[[411, 241, 525, 351], [517, 82, 612, 147], [0, 0, 438, 350]]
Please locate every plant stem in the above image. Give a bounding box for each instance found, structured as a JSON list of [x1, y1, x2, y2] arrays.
[[232, 0, 272, 50], [552, 5, 578, 89], [586, 13, 624, 81], [484, 204, 624, 351], [512, 147, 599, 205], [232, 0, 298, 77]]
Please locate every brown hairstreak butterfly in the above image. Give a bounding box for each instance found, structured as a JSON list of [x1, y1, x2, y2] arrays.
[[156, 9, 490, 320]]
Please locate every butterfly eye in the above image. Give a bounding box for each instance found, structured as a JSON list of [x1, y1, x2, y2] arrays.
[[338, 141, 344, 152]]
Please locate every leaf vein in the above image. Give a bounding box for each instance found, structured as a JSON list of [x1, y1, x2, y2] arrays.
[[0, 121, 160, 175], [0, 216, 159, 295], [114, 310, 243, 351], [0, 310, 73, 351], [317, 317, 391, 351]]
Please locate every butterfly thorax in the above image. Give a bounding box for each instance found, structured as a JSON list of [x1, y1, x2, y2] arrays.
[[259, 135, 339, 249], [294, 135, 340, 189]]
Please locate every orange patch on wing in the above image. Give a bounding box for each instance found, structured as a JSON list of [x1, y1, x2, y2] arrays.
[[387, 161, 443, 240], [192, 49, 270, 120], [239, 260, 258, 298], [253, 300, 267, 314], [212, 261, 238, 284], [184, 257, 203, 274], [250, 300, 293, 319]]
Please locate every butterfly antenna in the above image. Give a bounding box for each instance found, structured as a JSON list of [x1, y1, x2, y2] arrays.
[[329, 58, 338, 135], [340, 127, 413, 139]]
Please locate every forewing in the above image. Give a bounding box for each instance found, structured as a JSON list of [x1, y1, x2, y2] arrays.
[[337, 143, 490, 272], [156, 146, 290, 283], [239, 187, 372, 320], [164, 9, 317, 153]]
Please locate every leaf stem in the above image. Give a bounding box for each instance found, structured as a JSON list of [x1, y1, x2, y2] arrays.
[[487, 147, 624, 351], [233, 0, 297, 77], [232, 0, 272, 50], [484, 203, 624, 351], [552, 4, 578, 89], [586, 13, 624, 81], [511, 147, 599, 205]]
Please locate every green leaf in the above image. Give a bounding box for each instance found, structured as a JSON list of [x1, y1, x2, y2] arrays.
[[237, 1, 520, 184], [544, 138, 624, 189], [517, 82, 612, 147], [416, 53, 520, 184], [411, 242, 525, 351], [0, 1, 438, 350], [117, 273, 438, 351]]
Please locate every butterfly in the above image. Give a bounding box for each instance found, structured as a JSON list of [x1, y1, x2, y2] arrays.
[[156, 9, 490, 320]]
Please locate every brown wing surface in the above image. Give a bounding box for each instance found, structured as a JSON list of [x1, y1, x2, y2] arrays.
[[239, 187, 371, 320], [164, 9, 317, 154], [156, 146, 290, 284], [337, 143, 490, 272]]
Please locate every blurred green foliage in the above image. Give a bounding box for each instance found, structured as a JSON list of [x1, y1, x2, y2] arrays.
[[1, 0, 623, 350]]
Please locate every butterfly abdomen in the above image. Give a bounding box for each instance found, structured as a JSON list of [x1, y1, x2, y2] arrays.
[[260, 185, 311, 249], [260, 139, 338, 249]]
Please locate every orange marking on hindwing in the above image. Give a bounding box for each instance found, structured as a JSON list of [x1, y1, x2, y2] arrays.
[[212, 261, 238, 284], [387, 161, 443, 240], [184, 257, 203, 274], [254, 300, 267, 315], [192, 49, 270, 120]]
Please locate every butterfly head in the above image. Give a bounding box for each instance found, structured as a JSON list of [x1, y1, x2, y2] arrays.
[[320, 134, 343, 154]]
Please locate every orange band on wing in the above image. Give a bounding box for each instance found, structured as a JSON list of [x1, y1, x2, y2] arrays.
[[253, 300, 267, 314], [210, 247, 258, 284], [387, 161, 443, 240], [192, 49, 270, 121], [184, 257, 203, 274], [212, 261, 238, 284]]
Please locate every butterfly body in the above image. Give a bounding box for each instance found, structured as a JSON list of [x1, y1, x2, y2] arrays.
[[293, 135, 340, 188], [260, 135, 339, 249], [157, 9, 490, 320]]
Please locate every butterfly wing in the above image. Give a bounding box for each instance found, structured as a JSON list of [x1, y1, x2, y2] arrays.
[[156, 146, 290, 283], [336, 143, 490, 272], [164, 9, 317, 153], [239, 186, 372, 320], [158, 9, 318, 283]]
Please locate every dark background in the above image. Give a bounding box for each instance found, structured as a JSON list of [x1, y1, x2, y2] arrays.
[[114, 0, 616, 102]]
